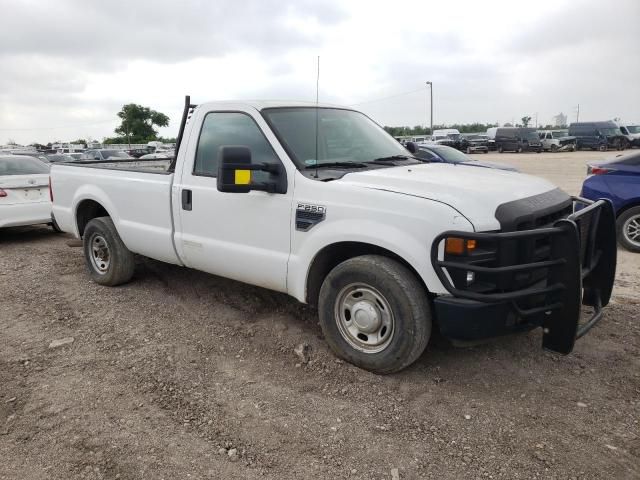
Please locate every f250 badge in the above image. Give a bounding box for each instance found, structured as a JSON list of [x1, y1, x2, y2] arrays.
[[295, 203, 326, 231]]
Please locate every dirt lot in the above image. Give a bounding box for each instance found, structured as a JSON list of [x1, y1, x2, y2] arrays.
[[1, 151, 638, 479]]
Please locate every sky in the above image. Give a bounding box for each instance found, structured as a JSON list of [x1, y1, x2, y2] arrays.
[[0, 0, 638, 145]]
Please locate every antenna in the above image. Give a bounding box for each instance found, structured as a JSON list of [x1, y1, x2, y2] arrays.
[[315, 55, 320, 179]]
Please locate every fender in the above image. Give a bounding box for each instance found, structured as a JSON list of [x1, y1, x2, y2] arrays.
[[287, 213, 474, 303]]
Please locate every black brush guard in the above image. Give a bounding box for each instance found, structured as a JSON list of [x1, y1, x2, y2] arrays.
[[430, 198, 617, 354]]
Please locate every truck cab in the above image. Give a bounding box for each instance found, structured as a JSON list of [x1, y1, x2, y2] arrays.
[[50, 99, 617, 374]]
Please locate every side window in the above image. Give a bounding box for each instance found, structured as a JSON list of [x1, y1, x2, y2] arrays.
[[193, 112, 280, 177]]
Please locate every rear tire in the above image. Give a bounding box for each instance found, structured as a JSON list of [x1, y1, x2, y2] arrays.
[[318, 255, 431, 374], [83, 217, 135, 286], [598, 144, 607, 152], [551, 144, 558, 152], [617, 207, 640, 252]]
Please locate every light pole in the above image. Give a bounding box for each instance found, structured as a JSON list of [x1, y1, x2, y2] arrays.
[[426, 81, 433, 137]]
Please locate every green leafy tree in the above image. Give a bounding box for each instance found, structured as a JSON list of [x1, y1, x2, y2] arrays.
[[114, 104, 170, 145], [521, 116, 532, 127]]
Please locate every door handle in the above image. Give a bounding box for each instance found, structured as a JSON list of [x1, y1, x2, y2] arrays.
[[182, 189, 192, 211]]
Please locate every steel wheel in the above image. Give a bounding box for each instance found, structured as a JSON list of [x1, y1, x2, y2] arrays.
[[334, 283, 395, 354], [89, 233, 111, 273], [623, 214, 640, 248]]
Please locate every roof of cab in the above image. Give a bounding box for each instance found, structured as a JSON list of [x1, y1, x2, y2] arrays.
[[196, 100, 350, 112]]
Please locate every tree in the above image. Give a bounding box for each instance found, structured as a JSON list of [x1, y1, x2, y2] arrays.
[[114, 104, 169, 145], [521, 116, 532, 127]]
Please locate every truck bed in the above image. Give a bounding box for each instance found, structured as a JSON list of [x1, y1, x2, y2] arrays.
[[61, 158, 172, 174], [50, 160, 180, 266]]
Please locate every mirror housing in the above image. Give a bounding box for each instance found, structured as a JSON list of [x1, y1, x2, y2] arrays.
[[217, 146, 286, 194], [405, 141, 418, 154]]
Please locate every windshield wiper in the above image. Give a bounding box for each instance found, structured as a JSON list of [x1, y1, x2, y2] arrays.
[[368, 155, 418, 163], [304, 161, 369, 169]]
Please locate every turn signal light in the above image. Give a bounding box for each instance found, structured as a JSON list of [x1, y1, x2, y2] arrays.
[[0, 188, 7, 198], [445, 237, 477, 255]]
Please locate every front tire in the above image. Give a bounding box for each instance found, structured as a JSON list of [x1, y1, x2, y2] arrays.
[[318, 255, 431, 374], [83, 217, 135, 286], [617, 207, 640, 252]]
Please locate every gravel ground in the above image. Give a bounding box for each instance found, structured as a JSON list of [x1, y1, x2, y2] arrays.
[[1, 150, 638, 479]]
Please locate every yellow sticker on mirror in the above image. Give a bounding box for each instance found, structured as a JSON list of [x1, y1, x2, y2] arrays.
[[235, 169, 251, 185]]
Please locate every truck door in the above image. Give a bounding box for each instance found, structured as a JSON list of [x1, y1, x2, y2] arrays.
[[174, 109, 293, 293]]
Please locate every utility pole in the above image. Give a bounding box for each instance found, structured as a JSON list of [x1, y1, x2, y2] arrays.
[[576, 104, 580, 122], [535, 112, 538, 129], [426, 81, 433, 136]]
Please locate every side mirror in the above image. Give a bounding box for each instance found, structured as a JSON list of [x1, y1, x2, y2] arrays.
[[217, 146, 286, 194], [405, 141, 418, 154]]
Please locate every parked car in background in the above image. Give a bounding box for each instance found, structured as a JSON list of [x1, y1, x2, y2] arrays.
[[139, 152, 173, 159], [0, 155, 59, 231], [3, 150, 50, 163], [537, 130, 577, 152], [617, 124, 640, 148], [80, 149, 135, 161], [128, 148, 153, 158], [67, 153, 84, 161], [569, 121, 625, 151], [459, 134, 489, 154], [581, 151, 640, 252], [487, 127, 543, 153], [414, 144, 516, 170], [45, 154, 76, 163]]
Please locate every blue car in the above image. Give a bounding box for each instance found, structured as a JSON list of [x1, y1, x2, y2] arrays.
[[581, 151, 640, 252], [414, 144, 518, 171]]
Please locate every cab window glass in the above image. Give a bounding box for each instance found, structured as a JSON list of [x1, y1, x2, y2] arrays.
[[194, 112, 279, 177]]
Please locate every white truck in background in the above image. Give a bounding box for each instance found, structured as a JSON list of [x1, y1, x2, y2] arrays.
[[50, 97, 617, 373]]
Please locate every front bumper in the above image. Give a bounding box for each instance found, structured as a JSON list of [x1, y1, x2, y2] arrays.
[[467, 145, 489, 153], [430, 198, 617, 353]]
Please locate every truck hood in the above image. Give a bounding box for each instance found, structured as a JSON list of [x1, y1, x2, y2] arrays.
[[339, 163, 559, 231]]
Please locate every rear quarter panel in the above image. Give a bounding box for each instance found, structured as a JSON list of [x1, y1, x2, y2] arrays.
[[51, 165, 180, 265]]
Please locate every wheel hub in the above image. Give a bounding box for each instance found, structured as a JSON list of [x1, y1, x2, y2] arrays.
[[90, 234, 110, 273], [352, 301, 381, 333], [625, 215, 640, 246], [334, 284, 395, 354]]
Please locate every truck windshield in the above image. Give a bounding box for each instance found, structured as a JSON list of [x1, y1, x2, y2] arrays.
[[626, 126, 640, 134], [262, 107, 414, 168]]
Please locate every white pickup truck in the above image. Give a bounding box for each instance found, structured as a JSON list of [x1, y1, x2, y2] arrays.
[[51, 97, 617, 373]]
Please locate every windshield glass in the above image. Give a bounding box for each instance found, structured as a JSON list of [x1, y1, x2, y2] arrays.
[[626, 126, 640, 134], [0, 156, 49, 175], [102, 150, 133, 159], [262, 108, 412, 168], [600, 128, 622, 136], [552, 131, 568, 138], [432, 147, 473, 163], [525, 132, 540, 142]]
